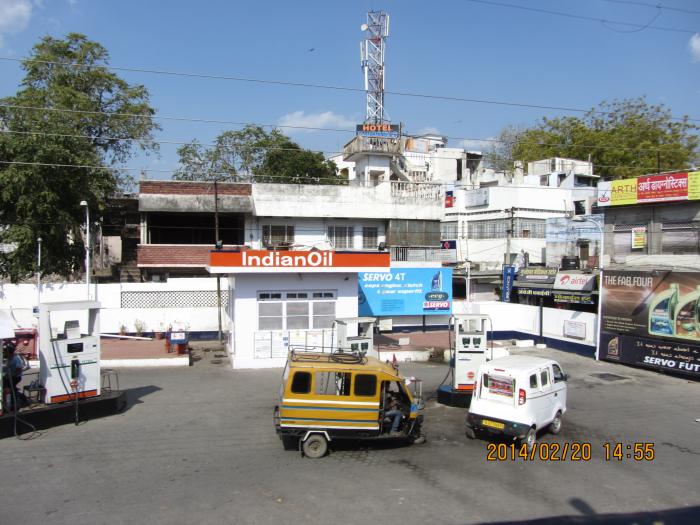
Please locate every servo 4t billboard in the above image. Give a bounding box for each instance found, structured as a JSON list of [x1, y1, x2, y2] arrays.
[[599, 270, 700, 377], [358, 268, 453, 316]]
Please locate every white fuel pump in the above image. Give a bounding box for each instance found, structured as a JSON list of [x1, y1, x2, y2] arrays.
[[39, 301, 101, 404], [335, 317, 377, 358], [438, 314, 510, 407]]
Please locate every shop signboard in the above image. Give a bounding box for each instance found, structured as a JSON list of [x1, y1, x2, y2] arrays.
[[358, 267, 453, 316], [356, 123, 400, 139], [209, 250, 390, 273], [554, 272, 596, 291], [517, 288, 551, 297], [502, 265, 516, 302], [597, 171, 700, 207], [554, 292, 594, 305], [464, 188, 489, 208], [445, 191, 454, 208], [631, 227, 647, 249], [599, 269, 700, 377], [517, 267, 557, 284]]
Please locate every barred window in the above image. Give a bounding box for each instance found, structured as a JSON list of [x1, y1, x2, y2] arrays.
[[467, 218, 545, 240], [257, 290, 336, 330], [362, 227, 378, 249], [441, 221, 458, 239], [662, 222, 699, 255], [262, 225, 294, 246], [328, 226, 354, 249]]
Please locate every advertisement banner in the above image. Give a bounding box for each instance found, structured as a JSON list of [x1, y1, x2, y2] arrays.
[[631, 227, 647, 249], [502, 265, 516, 302], [356, 123, 400, 139], [445, 191, 454, 208], [358, 268, 452, 316], [517, 267, 558, 284], [554, 272, 596, 291], [597, 171, 700, 207], [464, 188, 489, 208], [553, 292, 594, 305], [599, 269, 700, 377]]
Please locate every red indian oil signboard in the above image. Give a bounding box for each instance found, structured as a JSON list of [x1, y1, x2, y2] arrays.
[[209, 250, 391, 273]]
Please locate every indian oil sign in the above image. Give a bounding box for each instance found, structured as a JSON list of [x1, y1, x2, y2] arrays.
[[209, 250, 390, 273]]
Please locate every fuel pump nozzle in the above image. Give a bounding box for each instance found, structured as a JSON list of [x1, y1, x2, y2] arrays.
[[70, 358, 81, 425]]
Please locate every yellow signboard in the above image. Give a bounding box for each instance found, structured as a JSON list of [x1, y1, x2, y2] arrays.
[[610, 178, 637, 205], [631, 227, 647, 249], [688, 171, 700, 201]]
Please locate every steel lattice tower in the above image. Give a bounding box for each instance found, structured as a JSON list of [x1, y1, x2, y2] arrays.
[[360, 11, 390, 123]]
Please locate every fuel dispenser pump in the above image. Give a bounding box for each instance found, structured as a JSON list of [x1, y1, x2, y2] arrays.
[[437, 314, 510, 407], [39, 300, 101, 405], [335, 317, 377, 358]]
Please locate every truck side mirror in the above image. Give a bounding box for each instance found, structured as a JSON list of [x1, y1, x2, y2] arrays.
[[563, 373, 569, 381]]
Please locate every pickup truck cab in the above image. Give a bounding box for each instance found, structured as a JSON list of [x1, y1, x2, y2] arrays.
[[465, 355, 568, 450]]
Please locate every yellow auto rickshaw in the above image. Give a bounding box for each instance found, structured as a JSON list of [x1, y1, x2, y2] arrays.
[[274, 349, 425, 458]]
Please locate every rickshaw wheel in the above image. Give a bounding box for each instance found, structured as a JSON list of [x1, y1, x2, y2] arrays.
[[302, 434, 328, 458]]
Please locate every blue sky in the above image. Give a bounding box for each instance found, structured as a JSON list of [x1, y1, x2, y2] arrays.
[[0, 0, 698, 178]]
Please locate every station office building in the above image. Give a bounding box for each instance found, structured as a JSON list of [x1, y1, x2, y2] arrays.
[[207, 249, 390, 369]]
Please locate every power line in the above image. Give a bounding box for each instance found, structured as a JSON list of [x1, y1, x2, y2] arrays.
[[602, 0, 700, 15], [0, 106, 694, 154], [1, 56, 698, 122], [464, 0, 698, 34], [0, 160, 692, 188]]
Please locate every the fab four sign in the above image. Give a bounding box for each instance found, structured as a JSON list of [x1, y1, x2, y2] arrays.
[[208, 250, 391, 273]]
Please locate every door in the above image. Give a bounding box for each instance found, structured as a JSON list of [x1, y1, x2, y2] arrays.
[[551, 363, 567, 413], [536, 367, 554, 427]]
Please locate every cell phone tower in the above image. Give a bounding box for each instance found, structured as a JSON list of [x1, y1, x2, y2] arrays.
[[360, 10, 390, 124]]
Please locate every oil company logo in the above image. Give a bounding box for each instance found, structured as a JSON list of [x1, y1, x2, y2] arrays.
[[425, 291, 448, 301], [422, 301, 450, 310], [242, 250, 333, 267]]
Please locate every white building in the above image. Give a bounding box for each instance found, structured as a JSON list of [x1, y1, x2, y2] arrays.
[[442, 158, 599, 271]]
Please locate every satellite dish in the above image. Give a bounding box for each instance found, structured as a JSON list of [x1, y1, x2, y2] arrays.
[[360, 23, 368, 31]]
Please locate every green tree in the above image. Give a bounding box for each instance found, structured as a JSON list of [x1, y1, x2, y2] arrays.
[[174, 125, 339, 184], [0, 33, 159, 281], [489, 98, 699, 178]]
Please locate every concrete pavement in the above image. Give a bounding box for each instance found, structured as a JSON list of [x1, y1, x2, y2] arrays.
[[0, 347, 698, 525]]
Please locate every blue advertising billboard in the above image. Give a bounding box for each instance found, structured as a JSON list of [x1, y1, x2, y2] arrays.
[[358, 268, 453, 316]]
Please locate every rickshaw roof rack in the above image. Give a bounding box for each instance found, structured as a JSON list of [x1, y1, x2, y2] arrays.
[[289, 347, 367, 365]]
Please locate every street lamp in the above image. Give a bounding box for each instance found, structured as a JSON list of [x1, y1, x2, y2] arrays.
[[80, 200, 90, 299], [36, 236, 42, 311], [571, 215, 604, 269]]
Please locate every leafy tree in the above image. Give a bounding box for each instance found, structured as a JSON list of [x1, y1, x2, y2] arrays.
[[489, 98, 699, 178], [0, 33, 159, 281], [174, 125, 339, 184]]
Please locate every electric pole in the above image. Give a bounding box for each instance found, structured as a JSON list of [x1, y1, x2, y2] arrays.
[[505, 207, 515, 266]]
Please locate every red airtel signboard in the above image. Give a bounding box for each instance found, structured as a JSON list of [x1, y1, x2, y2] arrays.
[[209, 250, 390, 272]]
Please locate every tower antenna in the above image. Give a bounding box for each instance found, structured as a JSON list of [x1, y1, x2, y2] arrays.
[[360, 11, 390, 124]]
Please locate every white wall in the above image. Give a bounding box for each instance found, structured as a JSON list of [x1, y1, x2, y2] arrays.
[[247, 217, 386, 250], [230, 272, 359, 369], [0, 278, 225, 335], [459, 301, 597, 350]]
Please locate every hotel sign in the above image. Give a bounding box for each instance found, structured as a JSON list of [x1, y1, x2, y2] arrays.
[[356, 123, 400, 139], [208, 250, 391, 273], [597, 171, 700, 207]]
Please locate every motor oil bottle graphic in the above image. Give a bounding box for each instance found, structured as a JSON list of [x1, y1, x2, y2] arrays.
[[648, 283, 678, 337], [674, 285, 700, 340]]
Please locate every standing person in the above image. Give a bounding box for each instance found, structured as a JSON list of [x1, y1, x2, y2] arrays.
[[2, 340, 28, 410]]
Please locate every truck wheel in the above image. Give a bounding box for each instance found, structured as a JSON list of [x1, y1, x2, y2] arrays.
[[302, 434, 328, 459], [522, 428, 536, 452], [281, 435, 298, 451], [465, 426, 476, 440], [549, 412, 562, 435]]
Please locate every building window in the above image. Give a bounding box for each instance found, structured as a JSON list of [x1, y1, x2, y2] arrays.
[[573, 201, 586, 215], [362, 227, 379, 249], [262, 225, 294, 247], [257, 290, 336, 330], [441, 222, 458, 240], [328, 226, 354, 249]]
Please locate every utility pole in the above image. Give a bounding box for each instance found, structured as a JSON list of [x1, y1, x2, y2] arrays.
[[504, 207, 515, 266], [214, 179, 223, 344]]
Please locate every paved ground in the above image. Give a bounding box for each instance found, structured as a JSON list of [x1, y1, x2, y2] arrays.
[[1, 347, 698, 525]]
